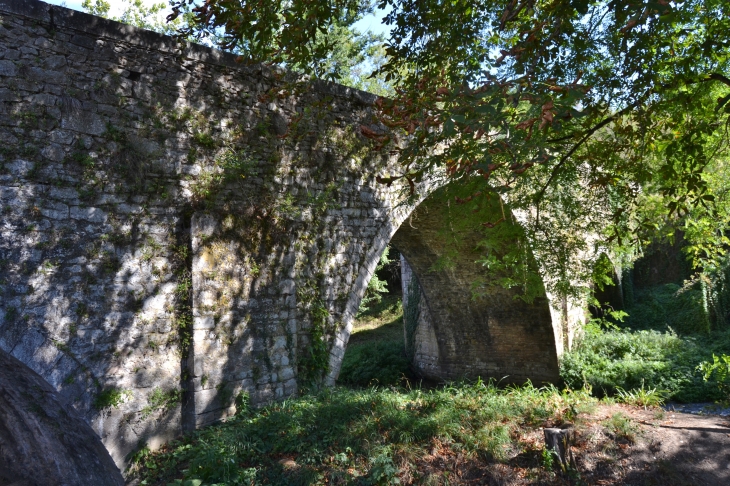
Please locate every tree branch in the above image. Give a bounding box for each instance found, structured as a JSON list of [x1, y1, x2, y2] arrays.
[[536, 102, 639, 205], [707, 73, 730, 87]]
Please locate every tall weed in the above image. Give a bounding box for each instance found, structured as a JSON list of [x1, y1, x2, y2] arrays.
[[561, 323, 727, 402]]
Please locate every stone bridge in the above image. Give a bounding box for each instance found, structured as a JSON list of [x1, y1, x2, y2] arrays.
[[0, 0, 583, 469]]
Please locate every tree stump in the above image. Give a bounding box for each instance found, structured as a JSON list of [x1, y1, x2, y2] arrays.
[[544, 426, 576, 471]]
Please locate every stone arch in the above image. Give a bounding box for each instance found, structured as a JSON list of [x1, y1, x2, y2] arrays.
[[326, 181, 566, 385]]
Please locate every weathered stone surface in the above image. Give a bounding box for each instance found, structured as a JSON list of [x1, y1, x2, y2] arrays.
[[0, 59, 16, 76], [394, 188, 560, 384], [0, 349, 123, 485], [0, 0, 584, 474]]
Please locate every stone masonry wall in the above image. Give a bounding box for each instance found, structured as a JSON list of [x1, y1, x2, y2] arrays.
[[0, 0, 577, 471], [0, 0, 422, 467]]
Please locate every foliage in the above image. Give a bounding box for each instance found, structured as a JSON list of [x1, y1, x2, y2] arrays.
[[140, 387, 182, 419], [698, 353, 730, 399], [343, 295, 411, 387], [615, 380, 668, 409], [172, 0, 730, 298], [621, 283, 710, 335], [297, 279, 333, 385], [560, 321, 729, 402], [93, 387, 130, 410], [82, 0, 192, 36], [701, 254, 730, 329], [166, 0, 394, 95], [339, 339, 410, 388], [359, 246, 392, 315], [133, 381, 595, 485]]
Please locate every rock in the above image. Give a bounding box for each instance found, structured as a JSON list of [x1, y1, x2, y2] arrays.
[[0, 349, 124, 486]]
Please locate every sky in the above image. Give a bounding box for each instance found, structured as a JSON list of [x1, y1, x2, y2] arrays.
[[45, 0, 393, 37]]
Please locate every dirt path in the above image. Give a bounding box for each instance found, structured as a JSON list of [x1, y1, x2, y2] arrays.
[[463, 404, 730, 485], [607, 405, 730, 485], [554, 404, 730, 485]]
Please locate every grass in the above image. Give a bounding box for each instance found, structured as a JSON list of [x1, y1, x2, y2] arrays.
[[133, 382, 596, 485], [351, 294, 404, 337], [134, 294, 601, 484], [615, 381, 669, 409], [131, 282, 725, 484], [604, 413, 638, 444], [338, 294, 413, 387]]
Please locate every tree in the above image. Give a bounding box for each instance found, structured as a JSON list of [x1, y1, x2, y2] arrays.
[[169, 0, 730, 298], [84, 1, 393, 95], [82, 0, 182, 35]]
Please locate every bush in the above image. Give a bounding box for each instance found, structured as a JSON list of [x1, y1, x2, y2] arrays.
[[621, 283, 710, 335], [560, 323, 725, 402]]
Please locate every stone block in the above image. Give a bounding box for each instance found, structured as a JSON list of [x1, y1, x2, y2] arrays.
[[41, 143, 65, 162], [70, 34, 95, 49], [6, 159, 34, 176], [0, 60, 16, 77], [193, 316, 214, 329], [43, 55, 67, 70], [278, 278, 295, 294], [70, 206, 107, 223], [61, 111, 106, 136]]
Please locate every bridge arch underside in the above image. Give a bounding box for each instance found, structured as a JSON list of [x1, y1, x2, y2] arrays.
[[387, 186, 560, 385]]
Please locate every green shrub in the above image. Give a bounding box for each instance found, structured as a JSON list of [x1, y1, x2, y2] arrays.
[[698, 353, 730, 399], [622, 283, 710, 335], [560, 323, 725, 402]]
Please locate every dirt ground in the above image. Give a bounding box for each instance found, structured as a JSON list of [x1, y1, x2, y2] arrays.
[[576, 404, 730, 486], [408, 404, 730, 486], [480, 404, 730, 486]]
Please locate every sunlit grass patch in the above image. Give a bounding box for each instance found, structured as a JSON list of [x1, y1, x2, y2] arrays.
[[133, 382, 596, 485]]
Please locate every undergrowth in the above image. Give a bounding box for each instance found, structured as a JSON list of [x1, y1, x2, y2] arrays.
[[560, 321, 730, 402], [133, 382, 594, 485], [562, 289, 730, 403]]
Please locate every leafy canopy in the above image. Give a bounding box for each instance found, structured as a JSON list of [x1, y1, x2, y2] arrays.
[[170, 0, 730, 295]]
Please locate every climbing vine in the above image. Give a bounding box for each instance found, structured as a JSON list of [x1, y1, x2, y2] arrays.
[[296, 278, 333, 385]]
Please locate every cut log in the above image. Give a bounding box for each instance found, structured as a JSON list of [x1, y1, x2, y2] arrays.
[[544, 426, 576, 471]]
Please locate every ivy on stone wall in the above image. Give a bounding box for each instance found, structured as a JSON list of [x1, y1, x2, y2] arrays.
[[296, 278, 333, 386]]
